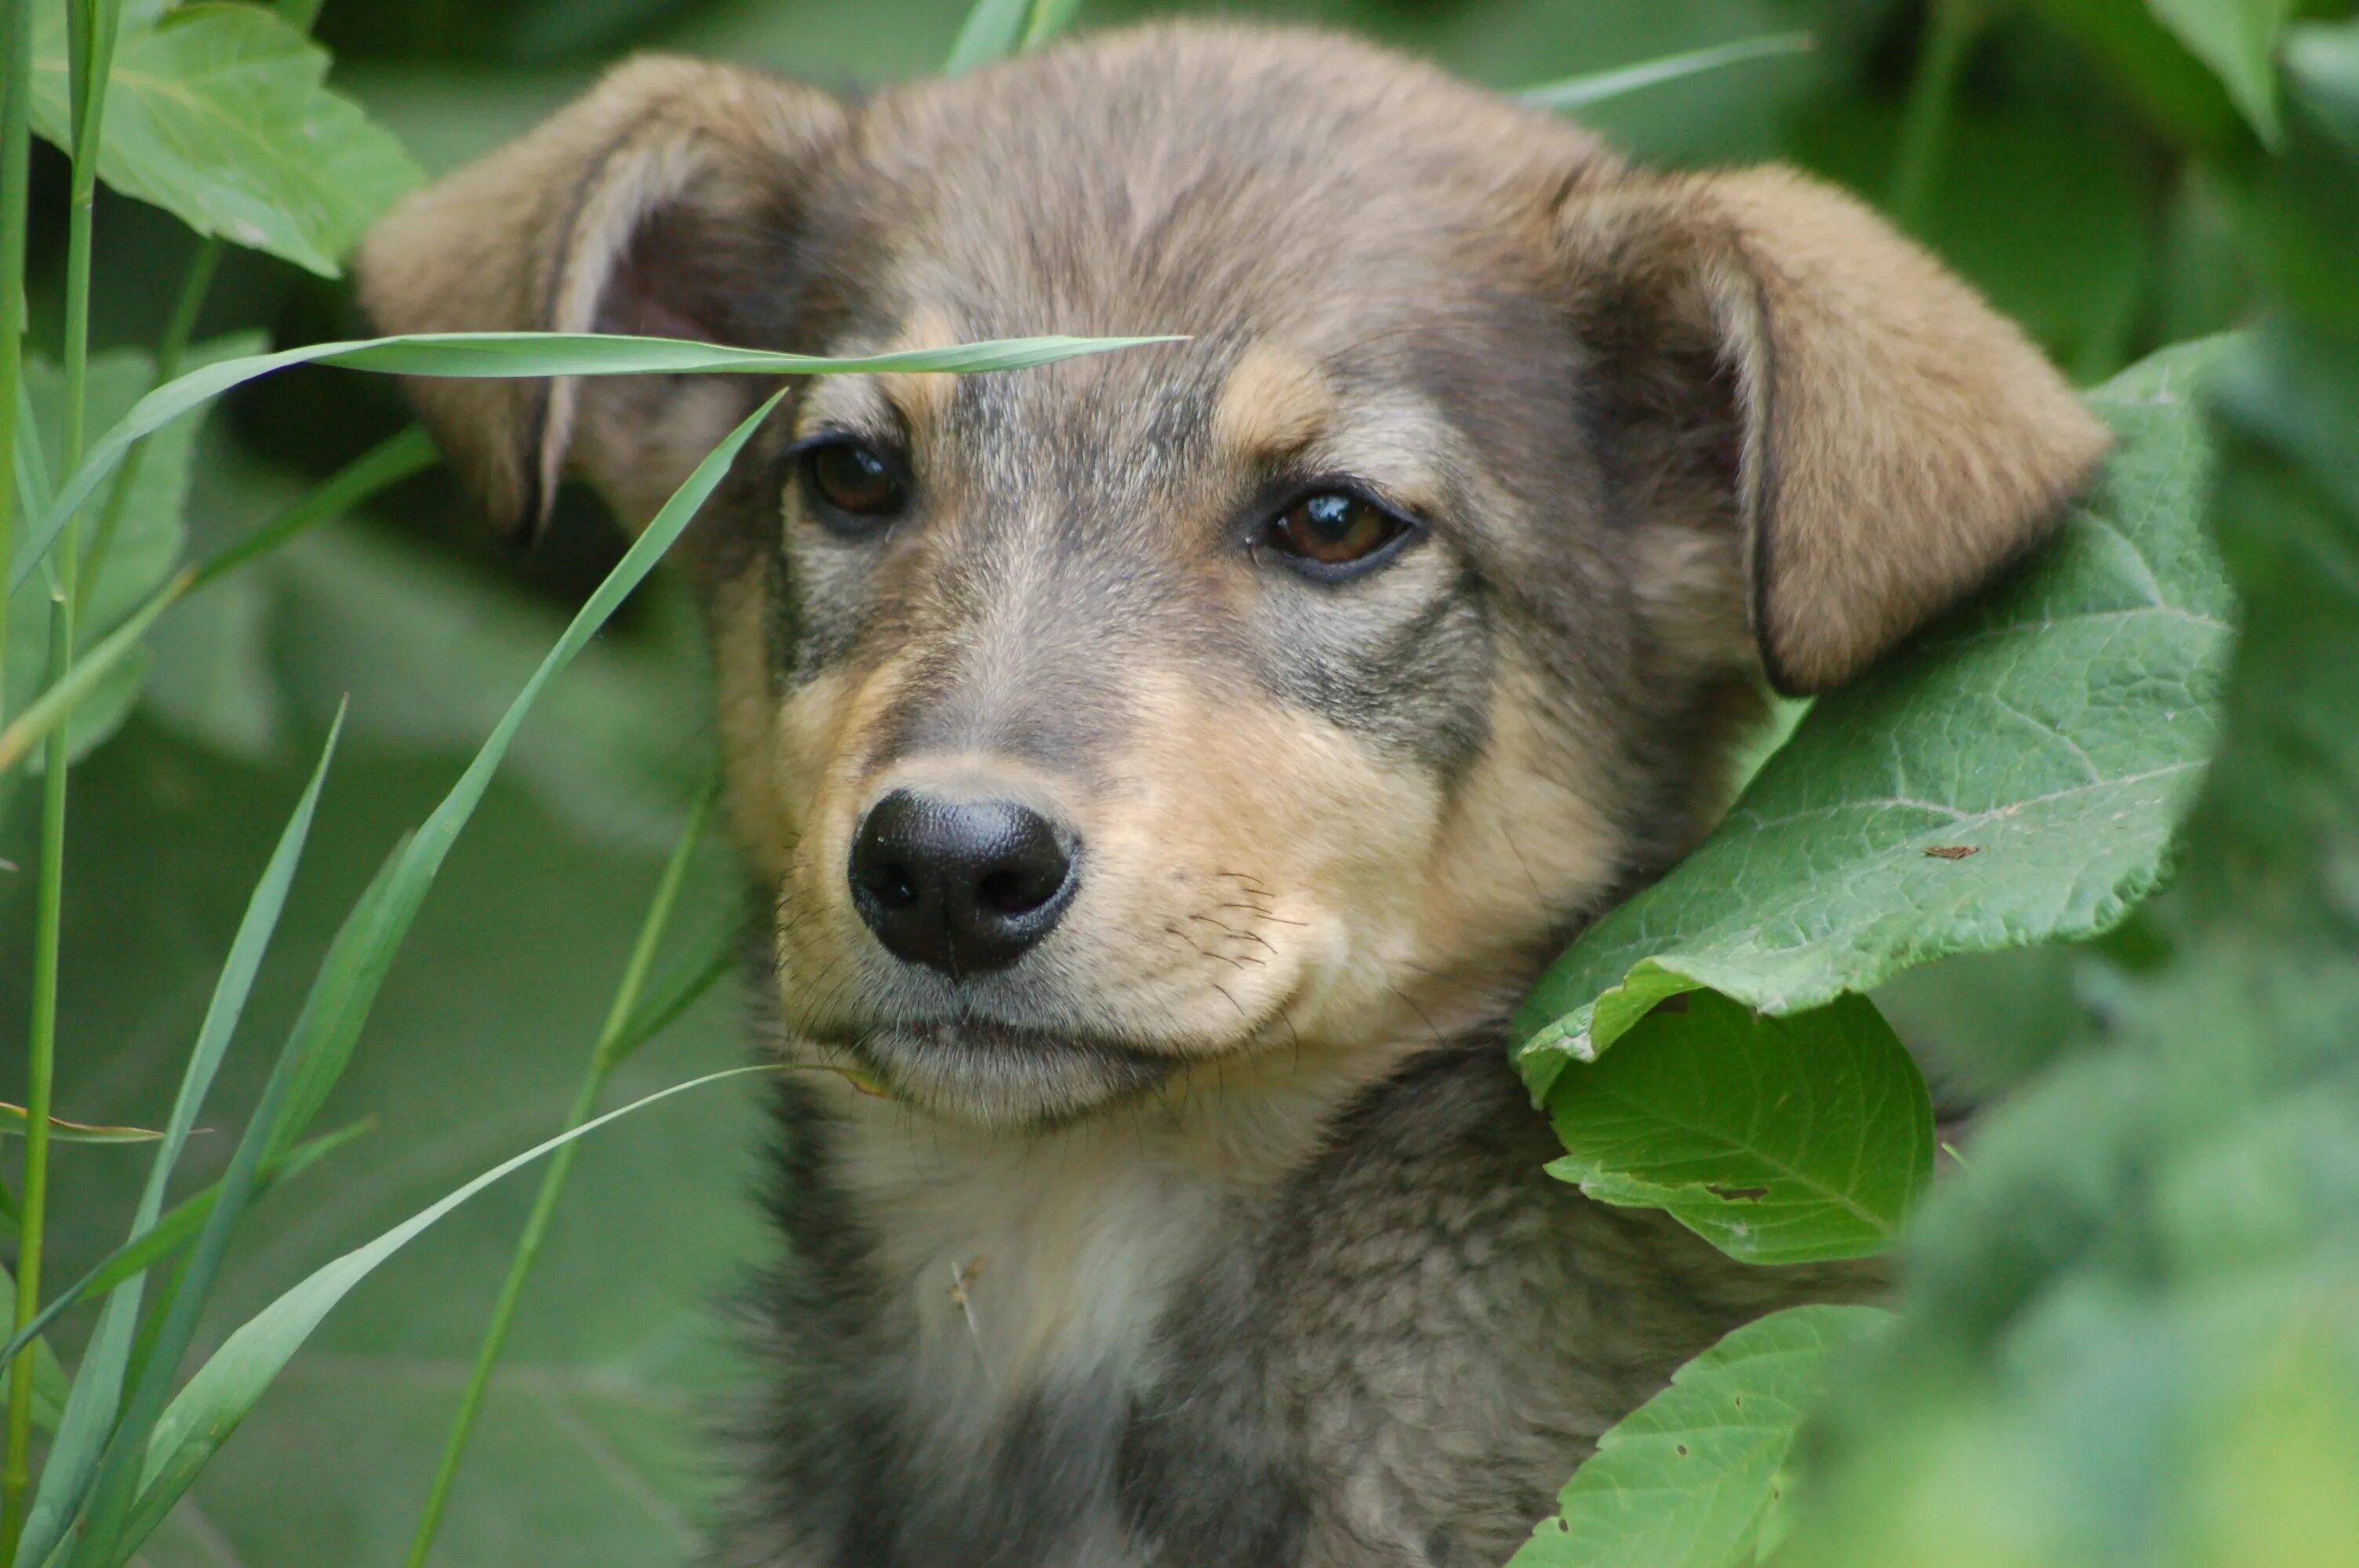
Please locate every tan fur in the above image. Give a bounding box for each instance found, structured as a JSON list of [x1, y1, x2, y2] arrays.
[[1213, 344, 1336, 459], [1552, 166, 2111, 692]]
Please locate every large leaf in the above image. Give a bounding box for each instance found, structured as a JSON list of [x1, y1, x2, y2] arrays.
[[2147, 0, 2297, 146], [27, 2, 421, 275], [1508, 1305, 1891, 1568], [1514, 338, 2237, 1094], [1545, 993, 1934, 1265]]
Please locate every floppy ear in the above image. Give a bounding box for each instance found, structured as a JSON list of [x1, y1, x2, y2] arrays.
[[1554, 166, 2110, 694], [355, 56, 850, 535]]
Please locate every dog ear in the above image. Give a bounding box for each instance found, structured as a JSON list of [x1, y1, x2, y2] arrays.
[[1554, 166, 2109, 694], [355, 56, 849, 536]]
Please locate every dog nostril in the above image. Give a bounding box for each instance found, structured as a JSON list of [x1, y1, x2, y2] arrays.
[[976, 866, 1055, 916], [847, 789, 1079, 977]]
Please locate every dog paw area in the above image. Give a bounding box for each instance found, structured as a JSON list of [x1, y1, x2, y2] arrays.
[[2, 1, 2356, 1566]]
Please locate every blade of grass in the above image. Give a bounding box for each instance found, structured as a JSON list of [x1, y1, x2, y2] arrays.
[[404, 768, 722, 1568], [947, 0, 1030, 72], [11, 329, 1179, 594], [0, 1272, 67, 1440], [62, 387, 791, 1567], [0, 1108, 163, 1144], [0, 1120, 372, 1374], [0, 424, 437, 775], [0, 0, 35, 716], [1517, 32, 1814, 112], [3, 602, 72, 1562], [6, 1, 123, 1541], [606, 924, 739, 1070], [9, 710, 344, 1568], [118, 1064, 782, 1563], [1888, 0, 1989, 227], [1022, 0, 1081, 51]]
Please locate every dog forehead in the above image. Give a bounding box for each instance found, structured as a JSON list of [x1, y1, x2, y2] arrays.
[[839, 25, 1614, 349]]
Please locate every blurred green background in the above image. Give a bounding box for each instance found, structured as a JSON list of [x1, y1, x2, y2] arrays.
[[0, 0, 2303, 1560]]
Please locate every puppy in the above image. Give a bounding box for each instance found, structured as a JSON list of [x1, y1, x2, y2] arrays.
[[359, 22, 2104, 1566]]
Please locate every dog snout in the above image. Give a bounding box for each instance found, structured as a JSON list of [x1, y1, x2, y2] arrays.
[[848, 789, 1079, 976]]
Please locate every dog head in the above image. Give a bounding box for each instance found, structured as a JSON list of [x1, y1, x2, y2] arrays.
[[360, 24, 2106, 1130]]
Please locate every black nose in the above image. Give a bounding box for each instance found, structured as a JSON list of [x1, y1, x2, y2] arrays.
[[848, 790, 1078, 976]]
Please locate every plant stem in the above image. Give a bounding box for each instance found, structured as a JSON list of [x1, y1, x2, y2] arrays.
[[78, 236, 224, 615], [402, 770, 723, 1568], [4, 2, 122, 1552], [0, 0, 35, 724], [1888, 0, 1987, 229], [0, 608, 71, 1559]]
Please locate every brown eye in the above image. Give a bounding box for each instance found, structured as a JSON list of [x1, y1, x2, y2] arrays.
[[1266, 491, 1410, 571], [803, 440, 907, 521]]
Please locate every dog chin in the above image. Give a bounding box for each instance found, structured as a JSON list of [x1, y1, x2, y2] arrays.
[[841, 1018, 1179, 1129]]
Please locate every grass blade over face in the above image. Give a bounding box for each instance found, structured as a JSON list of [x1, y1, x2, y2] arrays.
[[10, 329, 1176, 593]]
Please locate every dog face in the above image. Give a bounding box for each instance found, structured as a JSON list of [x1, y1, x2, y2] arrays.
[[361, 25, 2105, 1130]]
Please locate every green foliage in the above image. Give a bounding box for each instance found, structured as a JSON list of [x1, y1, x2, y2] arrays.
[[7, 341, 242, 764], [1508, 1306, 1889, 1568], [2146, 0, 2297, 144], [1514, 338, 2237, 1091], [1546, 16, 2359, 1565], [27, 1, 420, 275], [1546, 994, 1933, 1265]]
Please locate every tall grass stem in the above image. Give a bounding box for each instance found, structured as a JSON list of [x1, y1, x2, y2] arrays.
[[403, 769, 725, 1568], [5, 2, 124, 1551], [1888, 0, 1985, 227], [0, 0, 36, 720], [1, 608, 72, 1559]]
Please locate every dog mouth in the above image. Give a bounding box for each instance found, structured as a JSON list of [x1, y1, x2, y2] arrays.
[[818, 1016, 1183, 1127]]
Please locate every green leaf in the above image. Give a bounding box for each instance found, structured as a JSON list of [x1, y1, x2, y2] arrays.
[[2146, 0, 2296, 147], [5, 338, 253, 766], [2286, 20, 2359, 156], [10, 329, 1176, 597], [1518, 33, 1813, 113], [1514, 339, 2237, 1093], [27, 2, 423, 275], [1545, 993, 1934, 1265], [1508, 1305, 1891, 1568], [120, 1064, 776, 1560]]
